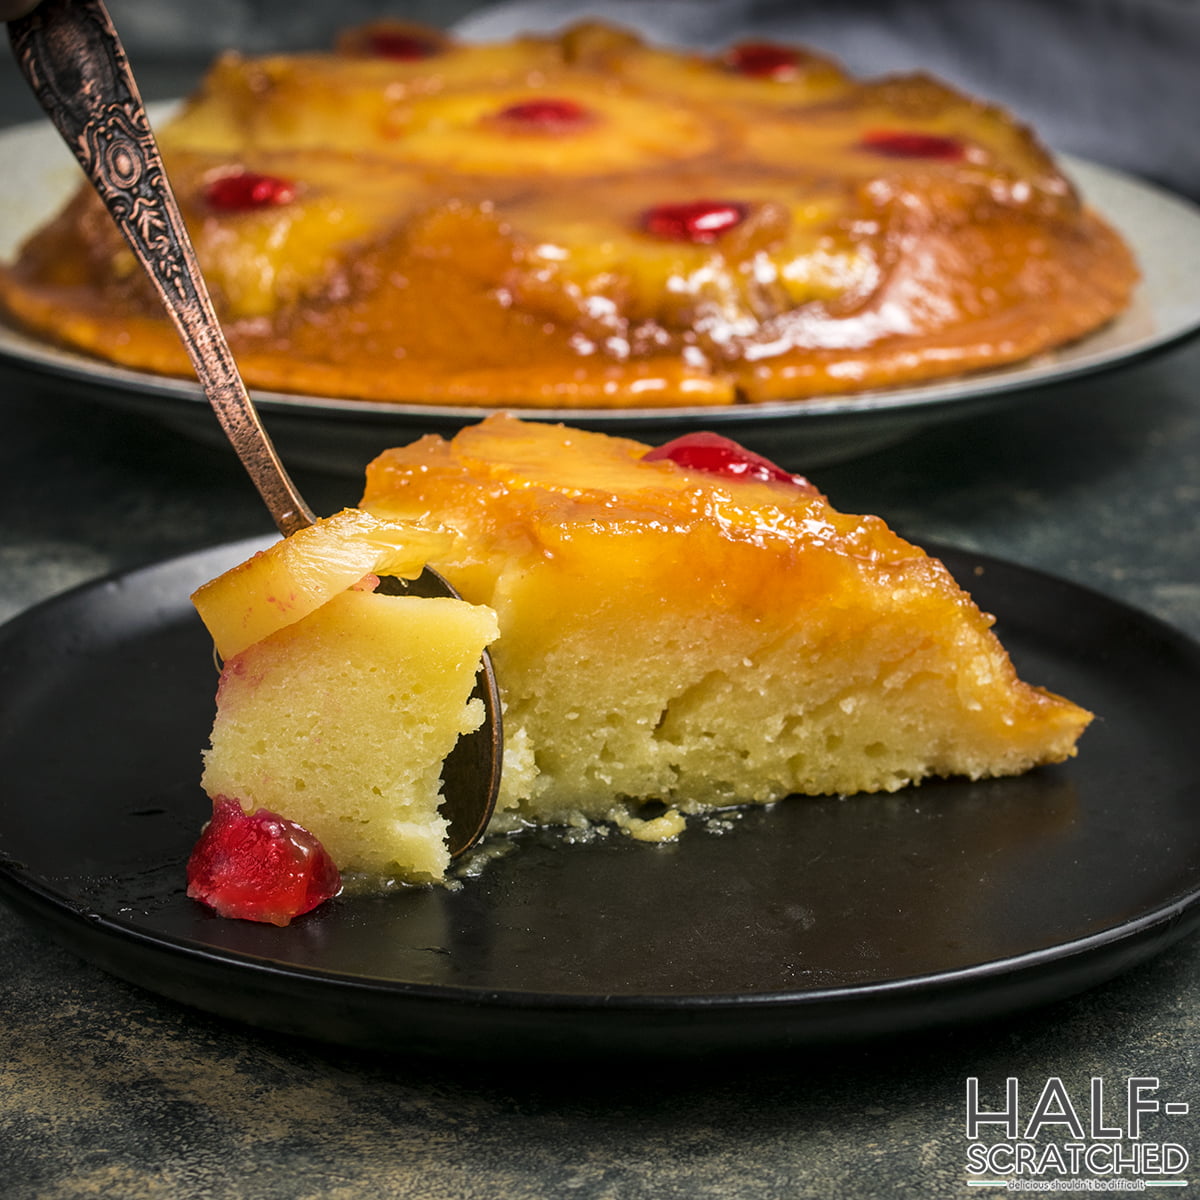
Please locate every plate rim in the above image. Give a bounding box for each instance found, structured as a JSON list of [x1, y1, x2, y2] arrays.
[[3, 852, 1198, 1013]]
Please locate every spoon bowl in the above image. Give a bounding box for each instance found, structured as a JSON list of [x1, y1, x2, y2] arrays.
[[7, 0, 501, 857]]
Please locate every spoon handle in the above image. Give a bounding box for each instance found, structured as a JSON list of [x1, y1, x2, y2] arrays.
[[8, 0, 314, 537]]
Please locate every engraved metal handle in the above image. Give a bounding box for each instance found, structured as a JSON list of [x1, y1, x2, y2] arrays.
[[8, 0, 314, 536]]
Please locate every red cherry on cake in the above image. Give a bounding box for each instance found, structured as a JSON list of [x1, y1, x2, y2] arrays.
[[857, 130, 966, 161], [364, 29, 442, 60], [640, 200, 750, 243], [724, 41, 804, 80], [493, 98, 595, 132], [643, 431, 817, 492], [205, 170, 297, 212], [186, 797, 341, 926]]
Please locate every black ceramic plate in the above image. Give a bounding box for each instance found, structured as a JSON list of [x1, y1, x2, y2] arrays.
[[1, 539, 1199, 1059]]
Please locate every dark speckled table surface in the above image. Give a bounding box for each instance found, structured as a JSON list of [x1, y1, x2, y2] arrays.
[[2, 19, 1200, 1200]]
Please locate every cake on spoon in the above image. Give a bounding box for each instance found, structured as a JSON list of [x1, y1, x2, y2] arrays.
[[192, 508, 499, 890]]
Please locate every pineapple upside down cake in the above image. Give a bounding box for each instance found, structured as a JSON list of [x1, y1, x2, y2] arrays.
[[0, 19, 1136, 408], [188, 419, 1091, 919]]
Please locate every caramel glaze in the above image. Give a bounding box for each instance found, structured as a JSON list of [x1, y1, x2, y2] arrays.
[[0, 20, 1139, 408]]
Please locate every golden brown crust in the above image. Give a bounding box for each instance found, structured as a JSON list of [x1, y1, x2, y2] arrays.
[[0, 21, 1138, 407]]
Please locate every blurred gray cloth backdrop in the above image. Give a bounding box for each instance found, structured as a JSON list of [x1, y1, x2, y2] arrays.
[[50, 0, 1200, 200]]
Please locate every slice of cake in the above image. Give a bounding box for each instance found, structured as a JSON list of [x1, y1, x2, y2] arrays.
[[189, 424, 1091, 916], [361, 416, 1091, 835], [192, 510, 500, 886]]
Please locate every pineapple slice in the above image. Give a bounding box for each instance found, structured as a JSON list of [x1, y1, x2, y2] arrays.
[[170, 151, 432, 321], [164, 32, 593, 157], [61, 148, 437, 322], [499, 176, 873, 340], [191, 507, 455, 659], [743, 76, 1073, 212], [163, 50, 450, 155], [593, 36, 852, 109], [377, 82, 716, 176]]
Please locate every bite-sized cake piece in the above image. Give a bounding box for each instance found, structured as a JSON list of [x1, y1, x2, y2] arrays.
[[193, 510, 499, 885], [362, 417, 1091, 832], [0, 20, 1137, 407], [192, 506, 456, 659]]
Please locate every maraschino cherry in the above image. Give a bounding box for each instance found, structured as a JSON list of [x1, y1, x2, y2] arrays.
[[639, 201, 749, 243], [493, 98, 595, 132], [644, 432, 816, 492], [187, 797, 341, 926], [857, 130, 965, 161], [724, 41, 804, 80], [364, 29, 443, 60], [205, 171, 297, 212]]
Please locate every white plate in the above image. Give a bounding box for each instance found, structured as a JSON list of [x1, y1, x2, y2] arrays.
[[1, 111, 1198, 472]]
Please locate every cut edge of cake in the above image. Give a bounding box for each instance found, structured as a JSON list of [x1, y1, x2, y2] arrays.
[[191, 509, 500, 884]]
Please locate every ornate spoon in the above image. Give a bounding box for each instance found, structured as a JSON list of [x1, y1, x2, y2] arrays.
[[7, 0, 501, 857]]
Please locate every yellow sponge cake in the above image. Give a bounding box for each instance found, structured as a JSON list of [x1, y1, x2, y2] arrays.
[[362, 417, 1090, 833]]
